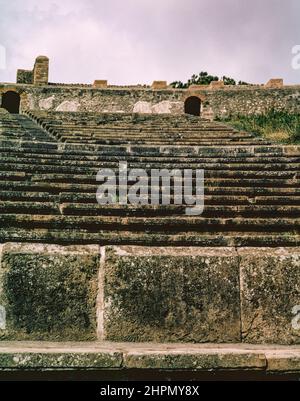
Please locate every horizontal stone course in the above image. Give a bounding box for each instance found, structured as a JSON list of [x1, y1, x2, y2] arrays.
[[0, 243, 299, 347], [102, 246, 300, 344], [0, 342, 299, 372]]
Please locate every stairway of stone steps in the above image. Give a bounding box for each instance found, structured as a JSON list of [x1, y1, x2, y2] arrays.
[[0, 111, 299, 246], [26, 110, 272, 146], [0, 112, 56, 142]]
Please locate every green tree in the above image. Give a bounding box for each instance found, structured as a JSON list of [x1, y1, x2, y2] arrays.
[[170, 72, 249, 88]]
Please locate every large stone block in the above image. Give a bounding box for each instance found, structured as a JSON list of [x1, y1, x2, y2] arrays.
[[265, 78, 283, 88], [151, 81, 167, 89], [93, 80, 108, 89], [102, 246, 240, 342], [124, 346, 266, 370], [209, 81, 225, 89], [16, 69, 33, 84], [239, 248, 300, 344], [0, 243, 99, 340]]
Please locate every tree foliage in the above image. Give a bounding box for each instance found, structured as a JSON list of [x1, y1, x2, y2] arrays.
[[170, 72, 249, 88]]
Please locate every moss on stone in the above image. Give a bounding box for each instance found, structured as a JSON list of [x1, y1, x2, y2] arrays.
[[104, 246, 240, 342], [0, 244, 99, 340]]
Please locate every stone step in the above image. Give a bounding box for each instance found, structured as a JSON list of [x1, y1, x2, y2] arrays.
[[2, 157, 300, 172], [45, 124, 242, 132], [57, 138, 268, 146], [2, 163, 299, 178], [0, 342, 299, 373], [0, 191, 299, 206], [0, 191, 55, 202], [59, 192, 300, 205], [0, 201, 59, 214], [0, 114, 55, 142], [1, 180, 299, 196], [1, 149, 299, 164], [0, 200, 299, 217], [0, 214, 298, 232], [59, 203, 300, 217], [27, 175, 300, 188], [0, 228, 298, 246], [2, 139, 299, 157]]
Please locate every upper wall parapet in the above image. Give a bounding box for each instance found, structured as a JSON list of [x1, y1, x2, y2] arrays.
[[14, 55, 299, 92], [17, 55, 49, 86]]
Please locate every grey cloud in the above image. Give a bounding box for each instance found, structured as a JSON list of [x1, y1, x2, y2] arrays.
[[0, 0, 299, 85]]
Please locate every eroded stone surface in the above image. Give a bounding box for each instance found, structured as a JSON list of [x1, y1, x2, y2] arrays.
[[39, 96, 55, 110], [239, 247, 300, 344], [103, 246, 240, 342], [56, 100, 80, 112], [124, 351, 265, 370], [0, 243, 99, 341], [0, 342, 298, 372]]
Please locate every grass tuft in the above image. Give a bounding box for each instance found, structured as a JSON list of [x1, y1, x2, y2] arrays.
[[218, 110, 300, 144]]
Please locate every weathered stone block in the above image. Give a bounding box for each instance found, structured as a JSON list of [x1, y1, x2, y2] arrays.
[[239, 247, 300, 344], [0, 243, 99, 340], [93, 80, 108, 88], [102, 246, 240, 342], [209, 81, 225, 89], [188, 84, 209, 90], [124, 348, 266, 370], [151, 81, 167, 89], [16, 69, 33, 84], [265, 78, 283, 88], [266, 350, 300, 372]]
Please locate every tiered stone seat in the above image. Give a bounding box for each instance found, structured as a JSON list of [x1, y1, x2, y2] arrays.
[[0, 110, 55, 142], [27, 110, 271, 145], [0, 110, 298, 246]]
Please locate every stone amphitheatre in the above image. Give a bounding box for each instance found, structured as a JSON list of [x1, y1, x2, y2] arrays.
[[0, 56, 299, 377]]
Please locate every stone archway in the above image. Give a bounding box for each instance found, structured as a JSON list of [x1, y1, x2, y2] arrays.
[[1, 91, 21, 113], [184, 96, 201, 116]]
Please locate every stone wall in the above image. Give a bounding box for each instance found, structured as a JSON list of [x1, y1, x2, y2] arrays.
[[1, 82, 300, 118], [0, 243, 299, 344], [16, 56, 49, 86], [201, 86, 300, 118], [16, 69, 33, 84], [19, 85, 184, 114]]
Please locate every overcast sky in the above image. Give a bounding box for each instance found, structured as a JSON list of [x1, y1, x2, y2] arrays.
[[0, 0, 300, 85]]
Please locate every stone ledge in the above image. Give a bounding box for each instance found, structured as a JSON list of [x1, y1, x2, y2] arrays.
[[1, 244, 299, 344], [0, 342, 299, 372]]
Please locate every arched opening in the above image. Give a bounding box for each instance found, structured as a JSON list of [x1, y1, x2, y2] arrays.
[[184, 96, 201, 116], [1, 91, 20, 113]]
